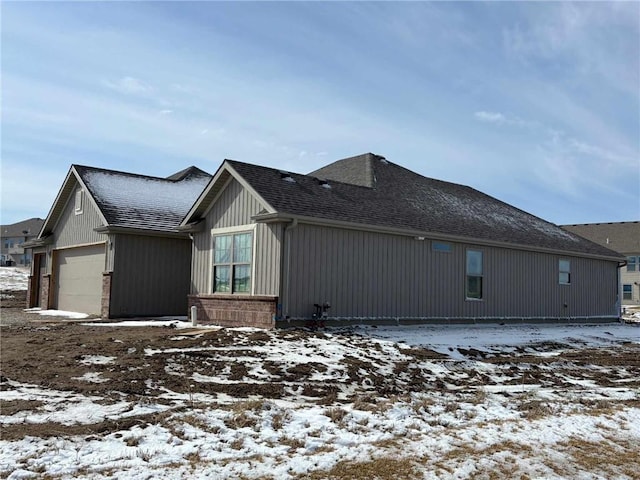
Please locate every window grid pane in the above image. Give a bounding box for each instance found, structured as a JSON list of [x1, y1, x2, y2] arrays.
[[233, 233, 252, 263], [467, 250, 483, 275], [214, 235, 232, 264], [627, 257, 637, 272], [214, 265, 230, 293], [233, 264, 251, 293]]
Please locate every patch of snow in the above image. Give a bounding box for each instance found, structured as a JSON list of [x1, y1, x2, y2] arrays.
[[0, 267, 30, 291], [71, 372, 109, 383], [24, 308, 89, 319], [79, 355, 116, 366]]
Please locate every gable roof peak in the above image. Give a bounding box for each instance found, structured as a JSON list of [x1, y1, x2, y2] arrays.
[[166, 166, 210, 181], [309, 152, 384, 188]]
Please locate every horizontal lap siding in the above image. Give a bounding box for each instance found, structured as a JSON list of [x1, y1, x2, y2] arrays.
[[111, 235, 192, 316], [191, 179, 281, 296], [285, 224, 619, 319]]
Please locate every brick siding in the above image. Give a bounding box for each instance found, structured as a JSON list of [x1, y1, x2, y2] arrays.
[[41, 274, 51, 310], [101, 272, 112, 319], [188, 294, 277, 329]]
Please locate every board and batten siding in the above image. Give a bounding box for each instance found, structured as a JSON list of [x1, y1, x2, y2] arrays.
[[191, 178, 282, 296], [284, 223, 619, 320], [46, 185, 107, 274], [110, 234, 192, 317]]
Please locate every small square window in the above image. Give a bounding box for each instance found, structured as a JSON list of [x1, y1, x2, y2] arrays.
[[432, 241, 452, 252]]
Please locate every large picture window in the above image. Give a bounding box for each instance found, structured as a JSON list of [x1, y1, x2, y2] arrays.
[[559, 259, 571, 285], [213, 232, 253, 293], [466, 250, 483, 299]]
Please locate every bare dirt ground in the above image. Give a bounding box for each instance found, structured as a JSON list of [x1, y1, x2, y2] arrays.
[[1, 312, 639, 479]]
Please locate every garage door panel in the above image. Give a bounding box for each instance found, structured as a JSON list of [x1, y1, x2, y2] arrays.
[[55, 245, 105, 315]]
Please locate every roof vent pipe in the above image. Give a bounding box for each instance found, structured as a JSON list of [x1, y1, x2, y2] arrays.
[[280, 171, 295, 183]]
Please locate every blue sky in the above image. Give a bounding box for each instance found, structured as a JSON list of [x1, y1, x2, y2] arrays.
[[2, 1, 638, 226]]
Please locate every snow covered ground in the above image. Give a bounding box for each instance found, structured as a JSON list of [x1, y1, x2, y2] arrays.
[[1, 321, 639, 479], [0, 266, 29, 291]]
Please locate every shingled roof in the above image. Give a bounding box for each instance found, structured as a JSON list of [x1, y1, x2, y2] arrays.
[[219, 153, 621, 259], [562, 221, 640, 255], [1, 218, 44, 239], [74, 165, 211, 231]]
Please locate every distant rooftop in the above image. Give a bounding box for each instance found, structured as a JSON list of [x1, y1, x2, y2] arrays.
[[561, 221, 640, 254], [1, 218, 44, 238]]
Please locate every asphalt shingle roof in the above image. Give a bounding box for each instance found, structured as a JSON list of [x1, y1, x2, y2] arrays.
[[562, 222, 640, 255], [226, 154, 621, 258], [75, 165, 211, 232], [1, 218, 44, 238]]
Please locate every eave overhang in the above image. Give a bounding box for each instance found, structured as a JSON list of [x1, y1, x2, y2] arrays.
[[181, 160, 276, 227], [93, 226, 190, 239], [252, 212, 625, 263]]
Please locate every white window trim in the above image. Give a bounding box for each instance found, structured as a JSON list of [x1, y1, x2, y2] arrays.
[[209, 224, 257, 295], [74, 189, 84, 215]]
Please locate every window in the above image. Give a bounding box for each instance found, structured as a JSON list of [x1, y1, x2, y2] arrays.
[[559, 259, 571, 285], [433, 241, 452, 252], [627, 257, 637, 272], [466, 250, 483, 299], [623, 284, 633, 300], [74, 189, 83, 215], [212, 232, 252, 293]]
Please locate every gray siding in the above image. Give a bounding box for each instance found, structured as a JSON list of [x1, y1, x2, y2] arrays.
[[284, 223, 618, 320], [53, 185, 105, 249], [110, 234, 192, 317], [191, 178, 281, 296]]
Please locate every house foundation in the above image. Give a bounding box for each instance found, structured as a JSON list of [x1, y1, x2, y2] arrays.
[[188, 295, 277, 329]]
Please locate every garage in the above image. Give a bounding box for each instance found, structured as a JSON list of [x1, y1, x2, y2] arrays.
[[54, 244, 106, 315]]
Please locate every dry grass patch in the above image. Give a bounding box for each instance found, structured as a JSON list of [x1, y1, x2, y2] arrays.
[[434, 441, 534, 480], [298, 457, 421, 480], [555, 436, 640, 479], [324, 407, 348, 425], [0, 399, 44, 416]]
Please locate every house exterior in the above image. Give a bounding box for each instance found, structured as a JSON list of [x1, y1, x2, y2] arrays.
[[562, 222, 640, 305], [180, 153, 625, 329], [25, 165, 211, 317], [1, 218, 44, 266]]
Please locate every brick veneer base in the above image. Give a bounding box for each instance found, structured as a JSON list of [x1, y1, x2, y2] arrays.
[[188, 294, 277, 329], [26, 276, 35, 308], [101, 272, 112, 319], [41, 275, 51, 310]]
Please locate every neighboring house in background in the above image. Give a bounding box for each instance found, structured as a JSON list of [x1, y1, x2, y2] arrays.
[[180, 153, 624, 329], [562, 222, 640, 306], [0, 218, 44, 266], [25, 165, 211, 317]]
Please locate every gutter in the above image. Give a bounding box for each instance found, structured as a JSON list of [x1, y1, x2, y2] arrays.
[[93, 226, 190, 239], [252, 212, 624, 263]]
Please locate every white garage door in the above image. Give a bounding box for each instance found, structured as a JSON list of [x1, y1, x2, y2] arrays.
[[54, 244, 106, 315]]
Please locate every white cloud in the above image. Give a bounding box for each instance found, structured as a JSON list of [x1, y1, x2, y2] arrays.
[[103, 76, 154, 95], [474, 111, 506, 124]]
